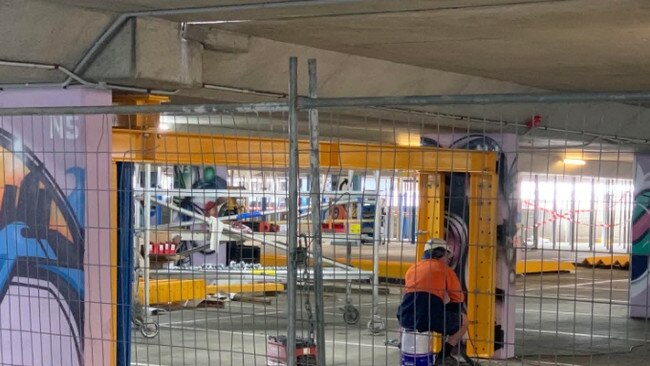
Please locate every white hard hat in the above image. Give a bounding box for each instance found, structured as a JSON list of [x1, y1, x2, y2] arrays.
[[425, 238, 448, 251]]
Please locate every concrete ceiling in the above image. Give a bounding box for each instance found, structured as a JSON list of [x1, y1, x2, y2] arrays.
[[44, 0, 650, 92], [206, 0, 650, 92], [0, 0, 649, 160], [37, 0, 254, 12], [42, 0, 546, 17]]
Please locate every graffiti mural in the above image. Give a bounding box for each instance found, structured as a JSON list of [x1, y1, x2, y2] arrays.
[[172, 165, 230, 267], [0, 88, 112, 366], [630, 155, 650, 318], [0, 130, 85, 365], [422, 133, 518, 358]]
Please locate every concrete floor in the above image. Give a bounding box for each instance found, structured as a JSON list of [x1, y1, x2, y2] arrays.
[[131, 265, 649, 366]]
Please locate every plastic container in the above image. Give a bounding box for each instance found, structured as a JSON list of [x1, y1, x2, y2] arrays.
[[401, 352, 435, 366], [401, 330, 432, 355], [401, 330, 435, 366]]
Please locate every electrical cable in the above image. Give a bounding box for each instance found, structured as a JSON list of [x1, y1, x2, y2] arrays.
[[461, 333, 481, 366], [457, 302, 481, 366]]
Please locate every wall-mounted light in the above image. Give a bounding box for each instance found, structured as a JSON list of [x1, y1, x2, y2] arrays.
[[159, 123, 171, 131], [563, 158, 586, 166]]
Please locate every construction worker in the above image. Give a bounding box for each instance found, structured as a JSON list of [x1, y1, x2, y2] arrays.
[[397, 238, 469, 364]]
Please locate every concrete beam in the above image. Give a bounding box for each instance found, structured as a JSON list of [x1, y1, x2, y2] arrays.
[[183, 27, 250, 53], [200, 35, 541, 98], [85, 17, 203, 88]]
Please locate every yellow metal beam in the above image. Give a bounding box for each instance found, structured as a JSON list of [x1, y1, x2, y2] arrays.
[[466, 173, 498, 359], [206, 282, 285, 295], [260, 253, 288, 267], [332, 142, 496, 173], [112, 129, 497, 173], [112, 128, 338, 167], [516, 260, 575, 275], [138, 279, 206, 305]]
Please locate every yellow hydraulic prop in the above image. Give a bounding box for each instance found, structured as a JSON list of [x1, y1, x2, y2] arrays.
[[110, 126, 500, 359]]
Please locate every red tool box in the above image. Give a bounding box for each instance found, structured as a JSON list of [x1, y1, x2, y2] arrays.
[[267, 336, 317, 366]]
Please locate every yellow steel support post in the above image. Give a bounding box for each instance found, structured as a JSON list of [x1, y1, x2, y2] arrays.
[[431, 175, 445, 243], [416, 173, 445, 260], [415, 173, 429, 261], [466, 172, 498, 358], [112, 94, 170, 161], [113, 94, 170, 129], [416, 172, 446, 353]]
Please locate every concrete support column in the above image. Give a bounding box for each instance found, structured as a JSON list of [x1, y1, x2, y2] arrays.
[[0, 87, 113, 365], [630, 154, 650, 318]]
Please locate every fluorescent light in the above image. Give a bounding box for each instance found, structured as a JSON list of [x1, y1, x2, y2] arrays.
[[563, 158, 586, 166], [186, 20, 250, 25]]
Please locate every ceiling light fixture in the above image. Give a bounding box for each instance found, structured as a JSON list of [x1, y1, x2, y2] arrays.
[[563, 158, 586, 166], [186, 20, 251, 25]]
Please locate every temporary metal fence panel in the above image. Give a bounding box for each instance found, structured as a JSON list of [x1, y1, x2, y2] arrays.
[[0, 66, 649, 366]]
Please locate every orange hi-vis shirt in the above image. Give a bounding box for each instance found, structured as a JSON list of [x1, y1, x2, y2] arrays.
[[404, 258, 465, 303]]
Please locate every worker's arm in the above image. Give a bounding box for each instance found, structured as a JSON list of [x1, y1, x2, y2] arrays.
[[445, 266, 465, 304]]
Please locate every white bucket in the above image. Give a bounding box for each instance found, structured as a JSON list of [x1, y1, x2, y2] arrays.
[[400, 330, 432, 355]]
